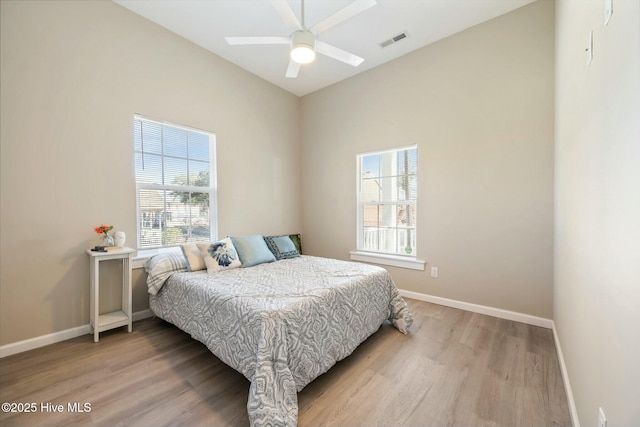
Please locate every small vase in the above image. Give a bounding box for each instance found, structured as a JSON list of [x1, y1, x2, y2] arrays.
[[99, 234, 115, 247], [114, 231, 126, 247]]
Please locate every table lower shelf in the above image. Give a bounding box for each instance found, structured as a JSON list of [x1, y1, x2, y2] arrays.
[[93, 310, 131, 333]]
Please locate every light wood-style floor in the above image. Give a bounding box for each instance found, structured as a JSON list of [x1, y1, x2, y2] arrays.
[[0, 299, 571, 426]]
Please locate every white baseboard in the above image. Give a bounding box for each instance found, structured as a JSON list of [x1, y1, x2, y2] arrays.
[[0, 309, 155, 358], [132, 309, 153, 322], [398, 289, 554, 329], [552, 323, 581, 427]]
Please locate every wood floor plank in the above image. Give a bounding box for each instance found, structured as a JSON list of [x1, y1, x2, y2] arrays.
[[0, 299, 572, 426]]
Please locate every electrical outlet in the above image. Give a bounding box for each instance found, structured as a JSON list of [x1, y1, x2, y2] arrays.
[[430, 266, 438, 278], [599, 407, 607, 427]]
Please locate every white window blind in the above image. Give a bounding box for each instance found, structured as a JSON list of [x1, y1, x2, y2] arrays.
[[356, 146, 417, 257], [134, 115, 217, 249]]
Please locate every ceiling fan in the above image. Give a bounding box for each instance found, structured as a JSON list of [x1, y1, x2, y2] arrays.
[[225, 0, 377, 78]]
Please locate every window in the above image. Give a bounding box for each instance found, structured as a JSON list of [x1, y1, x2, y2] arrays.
[[355, 146, 418, 260], [134, 115, 217, 249]]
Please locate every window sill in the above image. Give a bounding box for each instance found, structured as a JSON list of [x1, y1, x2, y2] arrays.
[[349, 251, 425, 271], [132, 247, 182, 269]]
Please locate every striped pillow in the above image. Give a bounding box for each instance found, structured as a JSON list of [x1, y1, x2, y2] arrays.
[[144, 253, 188, 295]]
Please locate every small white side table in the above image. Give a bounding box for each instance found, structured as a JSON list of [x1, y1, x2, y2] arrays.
[[86, 247, 135, 342]]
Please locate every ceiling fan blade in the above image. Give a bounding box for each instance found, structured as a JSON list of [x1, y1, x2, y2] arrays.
[[315, 40, 364, 67], [225, 36, 290, 45], [310, 0, 377, 34], [286, 60, 301, 78], [271, 0, 301, 30]]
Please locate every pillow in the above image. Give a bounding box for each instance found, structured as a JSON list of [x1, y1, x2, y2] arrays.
[[264, 235, 300, 260], [231, 235, 276, 267], [200, 237, 242, 273], [144, 253, 188, 295], [289, 234, 302, 254], [180, 243, 207, 271]]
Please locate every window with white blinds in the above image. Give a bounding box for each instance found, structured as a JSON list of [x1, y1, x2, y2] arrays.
[[134, 115, 217, 249], [356, 146, 417, 257]]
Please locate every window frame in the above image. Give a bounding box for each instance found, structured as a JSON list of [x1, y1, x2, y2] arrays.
[[351, 145, 424, 271], [133, 114, 218, 252]]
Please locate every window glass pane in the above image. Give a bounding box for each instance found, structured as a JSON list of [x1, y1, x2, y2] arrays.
[[396, 205, 407, 227], [398, 176, 412, 201], [134, 121, 142, 152], [135, 121, 162, 154], [188, 193, 211, 243], [188, 161, 210, 187], [164, 156, 188, 186], [361, 153, 381, 178], [362, 204, 380, 227], [377, 176, 400, 201], [163, 126, 188, 158], [189, 132, 210, 162], [362, 226, 380, 252], [139, 189, 165, 248], [397, 228, 416, 255], [397, 203, 416, 227], [135, 153, 163, 184], [165, 190, 189, 245], [379, 204, 396, 228], [407, 175, 417, 200], [189, 191, 210, 214], [397, 148, 417, 175], [379, 151, 396, 177], [361, 175, 380, 202], [376, 228, 397, 253]]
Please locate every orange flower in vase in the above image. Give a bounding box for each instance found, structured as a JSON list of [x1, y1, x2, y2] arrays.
[[94, 224, 114, 247]]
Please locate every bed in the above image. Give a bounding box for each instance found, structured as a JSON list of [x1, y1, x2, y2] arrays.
[[147, 252, 413, 427]]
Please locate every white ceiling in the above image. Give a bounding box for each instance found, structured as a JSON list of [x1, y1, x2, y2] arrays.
[[114, 0, 536, 97]]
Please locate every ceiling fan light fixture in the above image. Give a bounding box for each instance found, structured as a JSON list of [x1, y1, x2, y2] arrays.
[[291, 45, 315, 64], [290, 30, 316, 64]]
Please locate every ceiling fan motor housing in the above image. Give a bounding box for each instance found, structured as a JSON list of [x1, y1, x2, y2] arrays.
[[290, 30, 316, 64]]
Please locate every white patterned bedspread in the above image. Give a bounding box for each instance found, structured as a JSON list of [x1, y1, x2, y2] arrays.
[[149, 255, 413, 427]]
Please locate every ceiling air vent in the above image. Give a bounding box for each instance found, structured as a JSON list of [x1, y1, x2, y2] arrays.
[[380, 32, 408, 48]]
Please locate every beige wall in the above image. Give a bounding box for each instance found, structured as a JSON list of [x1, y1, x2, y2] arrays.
[[301, 1, 555, 318], [555, 0, 640, 425], [0, 1, 301, 346]]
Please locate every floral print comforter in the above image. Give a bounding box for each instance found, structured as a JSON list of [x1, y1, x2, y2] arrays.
[[149, 255, 413, 427]]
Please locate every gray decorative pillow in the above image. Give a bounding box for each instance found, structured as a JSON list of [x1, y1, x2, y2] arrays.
[[264, 235, 301, 260], [200, 237, 242, 273]]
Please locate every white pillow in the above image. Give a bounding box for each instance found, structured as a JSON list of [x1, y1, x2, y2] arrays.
[[180, 243, 207, 271], [200, 237, 242, 273]]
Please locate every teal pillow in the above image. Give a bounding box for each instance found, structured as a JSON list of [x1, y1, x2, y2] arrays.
[[264, 235, 300, 260], [230, 235, 276, 267]]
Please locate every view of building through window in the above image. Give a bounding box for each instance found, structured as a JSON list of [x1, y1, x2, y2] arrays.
[[134, 116, 217, 249], [357, 146, 417, 256]]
